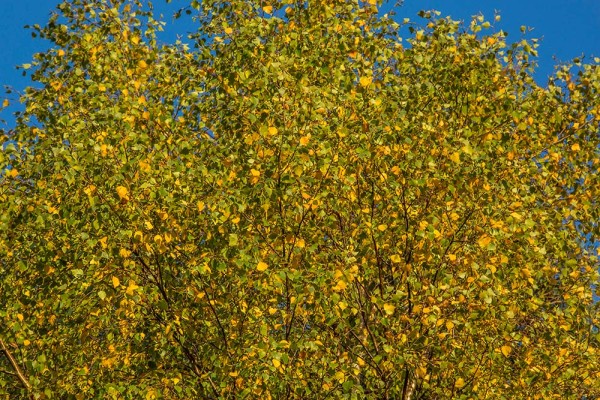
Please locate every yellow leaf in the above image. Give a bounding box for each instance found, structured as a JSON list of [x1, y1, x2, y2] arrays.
[[23, 340, 31, 346], [126, 281, 139, 296], [383, 303, 395, 315], [571, 143, 581, 152], [263, 5, 273, 14], [268, 126, 278, 135], [447, 254, 457, 261], [8, 168, 18, 178], [250, 169, 261, 177], [2, 99, 9, 108], [57, 49, 65, 57], [131, 35, 140, 45], [112, 276, 120, 288], [224, 27, 233, 35], [377, 224, 388, 231], [144, 221, 154, 230], [455, 377, 465, 388], [138, 60, 148, 69], [17, 314, 23, 322], [116, 186, 129, 201], [390, 254, 402, 263], [99, 236, 108, 249], [256, 261, 269, 271], [229, 371, 239, 377], [450, 152, 460, 164], [478, 235, 492, 248], [272, 358, 281, 368], [299, 136, 310, 146], [333, 280, 347, 292], [359, 76, 372, 87], [501, 345, 512, 356]]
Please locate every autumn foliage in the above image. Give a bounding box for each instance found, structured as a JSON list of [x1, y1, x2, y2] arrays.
[[1, 0, 600, 398]]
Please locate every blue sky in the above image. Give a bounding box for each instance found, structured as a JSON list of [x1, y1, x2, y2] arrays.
[[1, 0, 599, 126]]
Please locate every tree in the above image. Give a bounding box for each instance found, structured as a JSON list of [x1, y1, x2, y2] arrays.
[[1, 0, 599, 398]]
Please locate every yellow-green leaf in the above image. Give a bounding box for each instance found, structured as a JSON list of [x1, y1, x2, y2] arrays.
[[383, 304, 395, 315]]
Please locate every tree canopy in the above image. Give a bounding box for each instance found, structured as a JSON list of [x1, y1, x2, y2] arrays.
[[1, 0, 600, 398]]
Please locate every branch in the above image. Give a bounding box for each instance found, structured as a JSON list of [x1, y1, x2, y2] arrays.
[[401, 367, 416, 400], [0, 339, 31, 394]]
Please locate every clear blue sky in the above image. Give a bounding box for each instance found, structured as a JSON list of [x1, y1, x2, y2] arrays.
[[1, 0, 599, 126]]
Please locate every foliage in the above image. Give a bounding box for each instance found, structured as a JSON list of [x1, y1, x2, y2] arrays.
[[1, 0, 600, 398]]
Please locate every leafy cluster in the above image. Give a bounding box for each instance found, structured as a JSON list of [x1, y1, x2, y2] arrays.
[[1, 0, 599, 398]]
